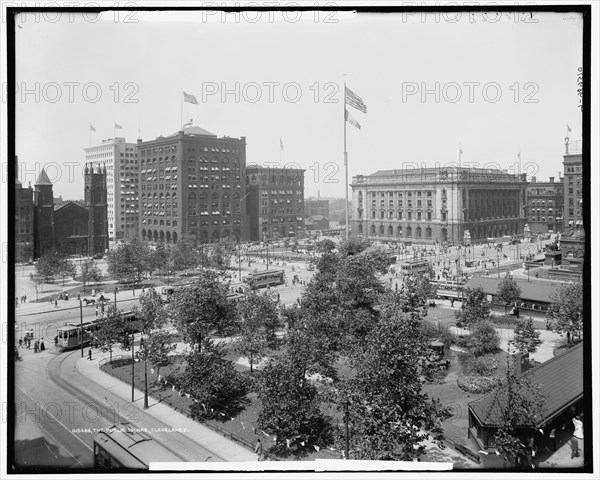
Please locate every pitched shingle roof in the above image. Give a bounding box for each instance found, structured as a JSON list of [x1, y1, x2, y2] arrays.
[[468, 343, 583, 427], [35, 168, 52, 186], [464, 276, 564, 304]]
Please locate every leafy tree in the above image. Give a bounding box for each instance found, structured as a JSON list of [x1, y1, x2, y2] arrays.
[[337, 237, 370, 257], [168, 270, 236, 348], [81, 258, 102, 292], [467, 320, 500, 356], [94, 305, 128, 362], [207, 239, 236, 271], [315, 238, 336, 254], [496, 275, 522, 313], [135, 287, 168, 333], [512, 317, 542, 355], [170, 235, 200, 272], [546, 281, 583, 343], [29, 272, 43, 301], [139, 331, 176, 382], [180, 340, 248, 421], [494, 350, 546, 467], [337, 298, 449, 460], [58, 256, 77, 286], [455, 287, 492, 328], [234, 289, 280, 372], [256, 336, 334, 455], [106, 239, 152, 285], [35, 251, 64, 282], [151, 243, 170, 274]]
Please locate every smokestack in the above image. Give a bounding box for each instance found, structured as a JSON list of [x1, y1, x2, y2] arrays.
[[549, 176, 555, 183]]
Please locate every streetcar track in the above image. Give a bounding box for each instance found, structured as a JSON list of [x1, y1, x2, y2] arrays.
[[47, 350, 227, 463]]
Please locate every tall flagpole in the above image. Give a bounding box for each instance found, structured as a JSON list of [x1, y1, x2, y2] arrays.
[[180, 91, 183, 130], [344, 80, 349, 240]]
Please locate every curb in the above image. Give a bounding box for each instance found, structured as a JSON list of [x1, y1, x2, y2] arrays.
[[15, 296, 139, 317]]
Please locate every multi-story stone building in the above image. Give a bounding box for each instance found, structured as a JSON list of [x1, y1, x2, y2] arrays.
[[31, 165, 108, 258], [526, 176, 564, 234], [562, 138, 583, 228], [351, 167, 527, 244], [246, 165, 305, 241], [138, 125, 248, 244], [15, 156, 34, 262], [84, 137, 139, 242]]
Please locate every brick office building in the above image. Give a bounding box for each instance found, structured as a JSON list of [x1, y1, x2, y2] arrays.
[[526, 176, 564, 234], [138, 125, 248, 244], [246, 165, 305, 241]]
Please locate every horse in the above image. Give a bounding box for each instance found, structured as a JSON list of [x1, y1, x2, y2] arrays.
[[83, 298, 96, 306]]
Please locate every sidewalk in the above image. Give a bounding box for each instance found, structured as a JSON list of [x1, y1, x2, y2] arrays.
[[15, 288, 141, 317], [76, 343, 255, 462]]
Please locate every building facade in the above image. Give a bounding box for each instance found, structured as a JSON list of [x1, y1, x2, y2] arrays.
[[15, 156, 34, 262], [246, 166, 305, 241], [526, 176, 564, 234], [138, 125, 248, 244], [562, 138, 583, 228], [351, 167, 528, 244], [305, 198, 330, 218], [31, 165, 108, 258], [84, 137, 139, 242]]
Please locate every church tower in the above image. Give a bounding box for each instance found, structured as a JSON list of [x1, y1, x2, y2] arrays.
[[85, 163, 109, 255], [33, 168, 55, 258]]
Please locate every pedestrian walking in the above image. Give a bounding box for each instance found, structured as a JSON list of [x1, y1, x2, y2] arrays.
[[55, 299, 58, 308], [40, 339, 45, 351], [88, 348, 93, 361], [571, 415, 583, 458], [77, 293, 81, 301], [451, 298, 455, 307], [254, 438, 263, 461], [34, 340, 39, 353], [18, 338, 23, 349], [65, 293, 69, 301], [26, 337, 31, 349], [24, 295, 27, 303]]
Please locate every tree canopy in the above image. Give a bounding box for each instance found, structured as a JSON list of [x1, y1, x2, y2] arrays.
[[455, 287, 492, 328], [545, 281, 583, 343], [496, 275, 522, 309], [106, 239, 152, 284]]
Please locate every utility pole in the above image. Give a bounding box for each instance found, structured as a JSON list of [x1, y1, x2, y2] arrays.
[[79, 299, 84, 358], [143, 337, 148, 409], [131, 331, 135, 402], [344, 401, 350, 460]]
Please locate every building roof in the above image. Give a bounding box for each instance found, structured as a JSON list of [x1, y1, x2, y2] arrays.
[[35, 168, 53, 186], [464, 276, 563, 304], [468, 343, 583, 427], [169, 125, 216, 138], [307, 215, 328, 221], [54, 200, 88, 214]]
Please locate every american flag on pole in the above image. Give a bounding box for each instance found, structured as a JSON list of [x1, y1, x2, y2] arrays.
[[280, 138, 284, 151], [345, 109, 361, 130], [345, 86, 367, 113], [90, 124, 96, 132], [183, 91, 199, 104], [114, 122, 123, 129]]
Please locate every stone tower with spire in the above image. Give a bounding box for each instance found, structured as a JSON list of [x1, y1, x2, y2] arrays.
[[33, 168, 55, 258], [85, 163, 109, 255]]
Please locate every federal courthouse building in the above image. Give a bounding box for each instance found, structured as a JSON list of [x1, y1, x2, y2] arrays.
[[350, 167, 528, 244]]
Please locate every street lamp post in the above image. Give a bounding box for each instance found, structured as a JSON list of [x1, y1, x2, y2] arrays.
[[114, 287, 118, 307], [142, 336, 149, 409], [131, 331, 135, 402], [497, 251, 500, 278]]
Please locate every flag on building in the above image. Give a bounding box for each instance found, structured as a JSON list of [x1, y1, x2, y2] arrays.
[[567, 124, 572, 132], [114, 122, 123, 129], [280, 138, 284, 151], [345, 86, 367, 113], [345, 109, 361, 130], [90, 124, 96, 132], [518, 151, 521, 160], [459, 146, 463, 155], [183, 91, 199, 104]]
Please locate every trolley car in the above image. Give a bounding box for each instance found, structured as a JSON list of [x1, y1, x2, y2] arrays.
[[93, 423, 182, 469], [56, 310, 138, 349], [242, 269, 285, 288]]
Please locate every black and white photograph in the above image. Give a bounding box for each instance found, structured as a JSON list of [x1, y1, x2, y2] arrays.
[[2, 1, 596, 478]]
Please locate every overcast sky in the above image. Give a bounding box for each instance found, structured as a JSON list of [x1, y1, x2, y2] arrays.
[[13, 8, 583, 200]]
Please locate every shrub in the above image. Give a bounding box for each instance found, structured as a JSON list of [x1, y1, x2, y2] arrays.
[[466, 355, 499, 376], [468, 321, 501, 356], [457, 375, 501, 394]]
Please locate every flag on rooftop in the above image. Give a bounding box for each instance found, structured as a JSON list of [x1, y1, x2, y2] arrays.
[[280, 138, 284, 151], [345, 86, 367, 113], [90, 124, 96, 132], [183, 91, 199, 104], [114, 122, 122, 129], [567, 124, 572, 132], [345, 109, 361, 130]]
